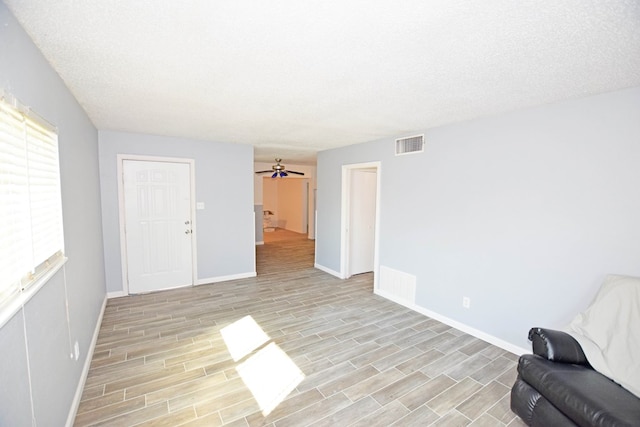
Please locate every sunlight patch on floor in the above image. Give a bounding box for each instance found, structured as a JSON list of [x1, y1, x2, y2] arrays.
[[236, 342, 305, 416], [221, 315, 305, 416], [220, 315, 270, 361]]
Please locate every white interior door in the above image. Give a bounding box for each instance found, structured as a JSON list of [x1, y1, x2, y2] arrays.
[[123, 160, 194, 293], [348, 169, 377, 276]]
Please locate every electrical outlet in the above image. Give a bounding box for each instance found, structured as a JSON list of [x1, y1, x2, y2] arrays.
[[462, 297, 471, 309]]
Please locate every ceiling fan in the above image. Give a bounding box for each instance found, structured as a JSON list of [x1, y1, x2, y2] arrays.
[[255, 158, 305, 178]]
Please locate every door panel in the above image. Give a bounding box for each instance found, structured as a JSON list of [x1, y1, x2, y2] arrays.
[[123, 160, 193, 293], [348, 169, 377, 276]]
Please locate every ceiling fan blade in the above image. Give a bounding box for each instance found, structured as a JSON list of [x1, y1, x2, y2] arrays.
[[255, 170, 273, 174], [286, 170, 305, 175]]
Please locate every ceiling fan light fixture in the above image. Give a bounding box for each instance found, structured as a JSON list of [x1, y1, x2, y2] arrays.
[[255, 158, 305, 178]]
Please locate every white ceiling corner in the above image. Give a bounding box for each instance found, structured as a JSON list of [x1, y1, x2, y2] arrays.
[[4, 0, 640, 164]]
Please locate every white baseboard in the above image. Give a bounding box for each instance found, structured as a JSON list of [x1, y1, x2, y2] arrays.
[[65, 295, 107, 427], [314, 263, 344, 279], [108, 272, 259, 295], [197, 271, 256, 285], [107, 290, 127, 299], [256, 241, 264, 246], [374, 288, 529, 356]]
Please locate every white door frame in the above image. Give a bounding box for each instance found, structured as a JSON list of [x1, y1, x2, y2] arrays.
[[117, 154, 198, 295], [340, 162, 381, 288]]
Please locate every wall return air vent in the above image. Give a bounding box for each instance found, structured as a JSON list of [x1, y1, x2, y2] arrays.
[[395, 134, 424, 155]]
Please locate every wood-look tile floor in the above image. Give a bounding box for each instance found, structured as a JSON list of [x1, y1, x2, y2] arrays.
[[75, 229, 527, 426]]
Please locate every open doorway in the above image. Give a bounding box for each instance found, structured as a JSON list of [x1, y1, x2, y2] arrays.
[[341, 162, 381, 285], [254, 161, 317, 275]]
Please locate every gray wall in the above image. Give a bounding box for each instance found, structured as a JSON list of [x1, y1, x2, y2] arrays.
[[316, 86, 640, 350], [99, 131, 256, 293], [0, 3, 107, 426]]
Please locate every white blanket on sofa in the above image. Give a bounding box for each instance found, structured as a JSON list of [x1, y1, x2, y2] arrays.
[[566, 274, 640, 398]]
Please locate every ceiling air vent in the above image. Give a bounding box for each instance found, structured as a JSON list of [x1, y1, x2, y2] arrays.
[[395, 134, 424, 155]]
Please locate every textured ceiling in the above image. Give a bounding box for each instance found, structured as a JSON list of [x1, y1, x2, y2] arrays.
[[4, 0, 640, 164]]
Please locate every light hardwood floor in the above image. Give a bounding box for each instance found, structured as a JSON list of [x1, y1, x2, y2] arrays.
[[75, 229, 527, 426]]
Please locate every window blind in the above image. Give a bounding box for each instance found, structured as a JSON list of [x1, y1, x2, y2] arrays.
[[0, 95, 64, 308]]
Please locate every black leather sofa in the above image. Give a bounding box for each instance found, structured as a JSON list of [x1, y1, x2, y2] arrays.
[[510, 327, 640, 427]]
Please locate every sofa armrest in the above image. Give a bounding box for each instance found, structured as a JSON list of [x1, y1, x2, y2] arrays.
[[528, 327, 590, 366]]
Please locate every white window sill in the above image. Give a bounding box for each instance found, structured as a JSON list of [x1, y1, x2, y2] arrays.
[[0, 256, 68, 329]]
